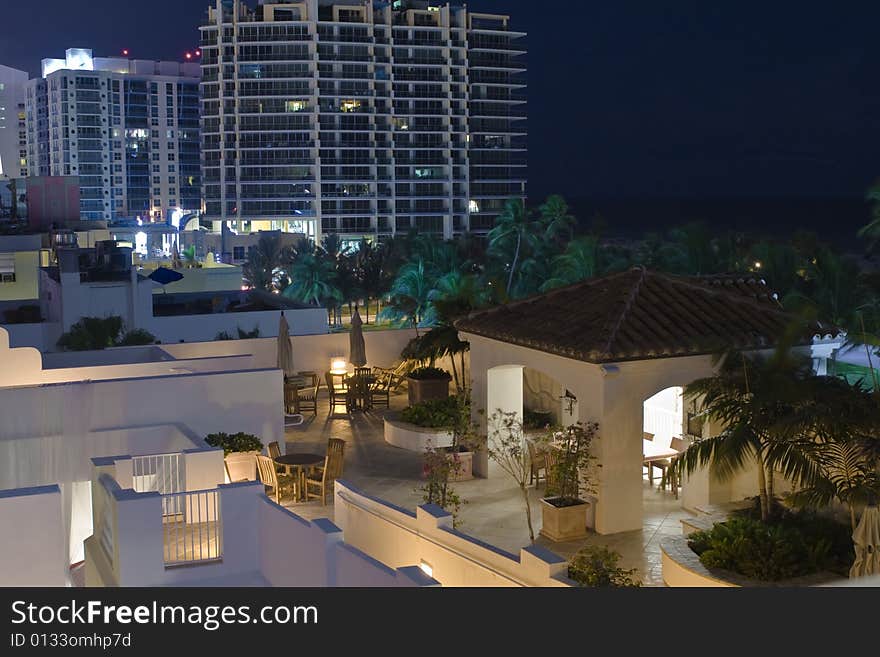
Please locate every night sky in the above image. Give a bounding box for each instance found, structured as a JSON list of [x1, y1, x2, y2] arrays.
[[3, 1, 879, 219]]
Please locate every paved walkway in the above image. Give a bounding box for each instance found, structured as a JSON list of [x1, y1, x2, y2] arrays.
[[282, 392, 694, 586]]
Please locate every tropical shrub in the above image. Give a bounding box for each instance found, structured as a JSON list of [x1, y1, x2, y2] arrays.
[[568, 546, 640, 587], [205, 432, 264, 456], [117, 329, 157, 346], [401, 396, 460, 428], [56, 316, 122, 350], [407, 366, 451, 381], [687, 509, 853, 581]]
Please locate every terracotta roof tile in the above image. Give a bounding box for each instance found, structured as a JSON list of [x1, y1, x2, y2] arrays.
[[454, 267, 839, 364]]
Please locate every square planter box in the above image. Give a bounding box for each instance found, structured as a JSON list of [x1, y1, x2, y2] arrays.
[[407, 376, 451, 405], [447, 450, 473, 482], [224, 450, 261, 482], [539, 498, 590, 542]]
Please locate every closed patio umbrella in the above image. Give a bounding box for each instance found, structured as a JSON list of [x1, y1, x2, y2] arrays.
[[277, 311, 295, 378], [850, 504, 880, 578], [349, 306, 367, 367]]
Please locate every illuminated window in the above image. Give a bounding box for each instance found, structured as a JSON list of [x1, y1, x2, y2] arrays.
[[340, 99, 361, 113], [468, 200, 480, 213], [284, 100, 307, 113]]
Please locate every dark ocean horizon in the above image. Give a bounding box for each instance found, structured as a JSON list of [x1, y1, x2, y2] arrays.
[[565, 197, 871, 252]]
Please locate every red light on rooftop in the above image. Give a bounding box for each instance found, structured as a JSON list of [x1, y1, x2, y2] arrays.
[[195, 50, 201, 56], [185, 52, 192, 60], [122, 49, 129, 56]]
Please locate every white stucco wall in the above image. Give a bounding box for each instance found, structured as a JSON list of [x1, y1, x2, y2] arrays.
[[333, 481, 572, 587], [87, 480, 432, 587], [158, 328, 420, 372], [0, 485, 67, 586], [150, 308, 328, 345]]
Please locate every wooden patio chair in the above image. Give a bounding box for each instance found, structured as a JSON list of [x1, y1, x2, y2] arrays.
[[305, 438, 346, 505], [543, 449, 559, 497], [256, 454, 296, 504], [284, 381, 300, 415], [267, 441, 282, 459], [296, 372, 320, 415], [527, 438, 547, 488], [325, 371, 351, 415], [643, 431, 669, 485], [369, 368, 392, 408], [664, 437, 688, 499]]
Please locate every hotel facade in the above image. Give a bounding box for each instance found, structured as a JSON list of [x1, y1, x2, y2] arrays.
[[25, 49, 201, 224], [200, 0, 526, 242]]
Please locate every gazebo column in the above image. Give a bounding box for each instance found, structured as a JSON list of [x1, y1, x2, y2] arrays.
[[588, 366, 644, 535]]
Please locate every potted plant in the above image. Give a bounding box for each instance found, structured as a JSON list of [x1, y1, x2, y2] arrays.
[[567, 546, 640, 587], [205, 431, 264, 481], [537, 422, 600, 542], [406, 366, 452, 405], [487, 409, 538, 541]]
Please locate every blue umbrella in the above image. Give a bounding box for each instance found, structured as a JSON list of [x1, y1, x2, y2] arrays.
[[148, 267, 184, 290]]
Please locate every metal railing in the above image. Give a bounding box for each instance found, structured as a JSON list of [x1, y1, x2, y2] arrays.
[[132, 453, 185, 516], [162, 489, 223, 567]]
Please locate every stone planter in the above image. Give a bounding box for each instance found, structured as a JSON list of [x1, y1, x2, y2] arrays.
[[407, 376, 451, 405], [224, 450, 261, 482], [447, 449, 473, 482], [539, 497, 590, 542], [384, 414, 453, 452]]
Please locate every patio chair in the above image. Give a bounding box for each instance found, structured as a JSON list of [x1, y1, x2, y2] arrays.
[[256, 454, 296, 504], [267, 441, 282, 459], [296, 372, 320, 415], [283, 381, 300, 415], [544, 449, 559, 496], [297, 370, 321, 393], [305, 438, 346, 506], [663, 437, 687, 499], [369, 369, 392, 408], [642, 432, 668, 485], [354, 366, 371, 379], [325, 371, 351, 415], [527, 439, 547, 488]]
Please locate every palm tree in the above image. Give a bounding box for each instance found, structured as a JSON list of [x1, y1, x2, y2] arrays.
[[541, 236, 600, 291], [857, 178, 880, 253], [379, 257, 433, 333], [538, 194, 576, 245], [671, 346, 822, 522], [487, 198, 540, 296], [283, 251, 341, 312], [242, 232, 284, 292]]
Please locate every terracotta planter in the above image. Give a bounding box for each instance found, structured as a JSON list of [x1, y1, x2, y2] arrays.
[[407, 376, 451, 405], [447, 450, 473, 482], [539, 497, 590, 542], [224, 450, 261, 482]]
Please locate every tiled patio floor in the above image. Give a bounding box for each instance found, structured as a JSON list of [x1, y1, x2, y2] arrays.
[[282, 392, 694, 586]]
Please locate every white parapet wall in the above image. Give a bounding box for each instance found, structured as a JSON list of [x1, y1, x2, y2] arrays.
[[0, 485, 68, 587], [86, 477, 437, 588], [333, 480, 575, 587]]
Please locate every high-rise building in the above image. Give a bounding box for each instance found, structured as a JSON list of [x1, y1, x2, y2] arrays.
[[25, 49, 201, 223], [200, 0, 526, 242], [0, 65, 28, 180]]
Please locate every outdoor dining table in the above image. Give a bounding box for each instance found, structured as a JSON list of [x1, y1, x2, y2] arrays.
[[274, 453, 324, 502], [643, 439, 679, 485]]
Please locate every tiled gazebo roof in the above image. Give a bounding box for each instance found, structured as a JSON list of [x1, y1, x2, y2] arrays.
[[454, 267, 839, 364]]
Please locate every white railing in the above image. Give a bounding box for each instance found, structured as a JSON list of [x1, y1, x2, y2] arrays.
[[162, 489, 223, 567], [132, 453, 186, 516]]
